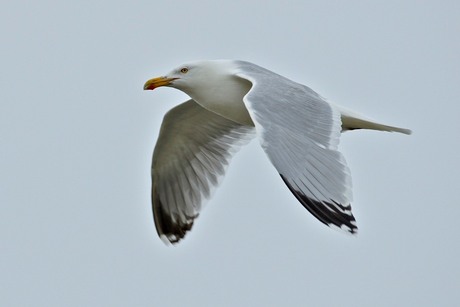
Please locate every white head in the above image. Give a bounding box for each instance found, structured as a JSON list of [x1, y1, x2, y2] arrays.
[[144, 60, 253, 125], [143, 60, 236, 94]]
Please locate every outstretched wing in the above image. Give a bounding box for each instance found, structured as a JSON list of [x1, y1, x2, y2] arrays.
[[236, 63, 357, 233], [152, 99, 255, 244]]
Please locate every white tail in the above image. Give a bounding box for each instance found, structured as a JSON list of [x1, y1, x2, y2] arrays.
[[335, 105, 412, 135]]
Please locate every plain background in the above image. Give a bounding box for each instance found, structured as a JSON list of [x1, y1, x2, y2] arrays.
[[1, 1, 459, 306]]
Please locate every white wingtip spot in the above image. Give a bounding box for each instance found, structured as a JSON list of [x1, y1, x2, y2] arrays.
[[328, 223, 358, 236], [159, 234, 177, 246]]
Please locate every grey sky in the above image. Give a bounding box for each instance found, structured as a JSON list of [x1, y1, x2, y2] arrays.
[[1, 1, 459, 306]]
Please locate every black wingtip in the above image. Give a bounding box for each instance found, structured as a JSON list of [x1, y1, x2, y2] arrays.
[[152, 186, 197, 245], [280, 174, 358, 234], [154, 205, 195, 245]]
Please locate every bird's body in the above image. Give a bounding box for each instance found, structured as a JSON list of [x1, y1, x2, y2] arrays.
[[144, 60, 411, 244]]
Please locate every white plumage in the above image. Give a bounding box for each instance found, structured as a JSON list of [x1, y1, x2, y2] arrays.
[[144, 60, 411, 244]]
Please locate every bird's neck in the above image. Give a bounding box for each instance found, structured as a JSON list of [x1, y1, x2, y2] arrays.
[[186, 75, 254, 126]]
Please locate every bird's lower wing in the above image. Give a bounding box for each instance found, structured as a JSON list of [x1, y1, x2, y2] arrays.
[[152, 100, 255, 244], [235, 67, 357, 233]]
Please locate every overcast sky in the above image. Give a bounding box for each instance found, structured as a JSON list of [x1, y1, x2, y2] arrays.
[[1, 1, 459, 306]]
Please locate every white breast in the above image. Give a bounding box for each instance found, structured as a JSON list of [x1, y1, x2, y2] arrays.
[[180, 61, 254, 126]]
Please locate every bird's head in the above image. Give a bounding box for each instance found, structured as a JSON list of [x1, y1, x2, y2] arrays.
[[143, 60, 236, 94]]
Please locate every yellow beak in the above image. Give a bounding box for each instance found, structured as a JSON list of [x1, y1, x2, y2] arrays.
[[143, 77, 178, 90]]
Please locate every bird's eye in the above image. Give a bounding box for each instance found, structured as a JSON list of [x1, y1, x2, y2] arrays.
[[180, 67, 189, 74]]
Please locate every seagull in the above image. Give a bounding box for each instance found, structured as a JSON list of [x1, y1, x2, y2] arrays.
[[143, 60, 411, 244]]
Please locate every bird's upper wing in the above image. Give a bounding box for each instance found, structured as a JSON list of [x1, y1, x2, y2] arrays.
[[235, 62, 357, 233], [151, 99, 255, 244]]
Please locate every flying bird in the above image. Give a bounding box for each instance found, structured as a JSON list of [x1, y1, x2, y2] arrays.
[[143, 60, 411, 244]]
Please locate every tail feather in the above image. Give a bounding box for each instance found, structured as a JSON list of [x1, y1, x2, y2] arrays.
[[335, 105, 412, 135]]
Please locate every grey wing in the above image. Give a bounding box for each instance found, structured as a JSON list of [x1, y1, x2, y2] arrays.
[[236, 68, 357, 233], [152, 99, 255, 244]]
